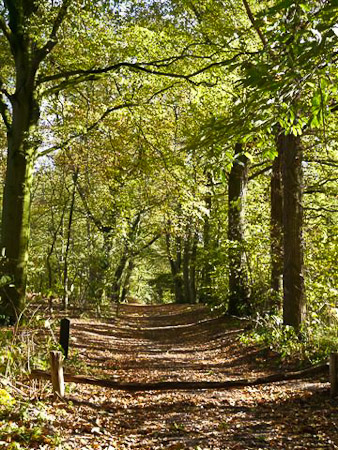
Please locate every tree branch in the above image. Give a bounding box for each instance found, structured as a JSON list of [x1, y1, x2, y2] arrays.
[[242, 0, 267, 47], [38, 82, 180, 157], [0, 91, 12, 131], [304, 206, 338, 213], [35, 0, 72, 62], [37, 101, 137, 157], [76, 182, 113, 233], [132, 234, 161, 257], [305, 159, 338, 168], [37, 52, 256, 92], [248, 165, 272, 180], [0, 15, 11, 41]]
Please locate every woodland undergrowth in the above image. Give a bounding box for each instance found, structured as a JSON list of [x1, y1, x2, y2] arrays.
[[241, 312, 338, 365]]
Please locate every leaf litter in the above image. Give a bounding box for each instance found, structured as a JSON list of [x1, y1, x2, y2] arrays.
[[20, 304, 338, 448]]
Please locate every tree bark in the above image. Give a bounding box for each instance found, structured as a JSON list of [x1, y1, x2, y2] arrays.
[[227, 143, 250, 316], [270, 133, 284, 307], [0, 0, 70, 321], [281, 133, 306, 330], [0, 55, 39, 320]]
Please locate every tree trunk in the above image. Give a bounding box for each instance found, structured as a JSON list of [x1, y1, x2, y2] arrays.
[[120, 259, 134, 303], [183, 227, 192, 303], [111, 254, 128, 303], [0, 1, 72, 321], [112, 213, 141, 303], [227, 143, 250, 316], [46, 203, 67, 292], [189, 232, 198, 304], [201, 173, 213, 303], [182, 229, 197, 305], [63, 169, 78, 310], [281, 134, 306, 330], [173, 273, 185, 304], [166, 231, 185, 304], [0, 55, 39, 320], [270, 133, 284, 307]]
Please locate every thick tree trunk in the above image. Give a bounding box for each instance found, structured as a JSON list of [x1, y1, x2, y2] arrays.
[[0, 0, 71, 321], [227, 143, 250, 316], [270, 134, 284, 306], [281, 134, 306, 330], [0, 57, 39, 320], [0, 133, 35, 319]]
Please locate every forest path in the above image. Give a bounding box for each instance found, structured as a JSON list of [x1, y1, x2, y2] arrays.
[[53, 304, 336, 449]]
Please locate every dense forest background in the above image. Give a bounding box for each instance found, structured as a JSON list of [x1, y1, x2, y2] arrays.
[[0, 0, 337, 356]]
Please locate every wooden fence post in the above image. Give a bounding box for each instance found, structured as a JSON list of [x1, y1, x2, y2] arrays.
[[330, 353, 338, 397], [50, 350, 65, 398], [59, 318, 70, 359]]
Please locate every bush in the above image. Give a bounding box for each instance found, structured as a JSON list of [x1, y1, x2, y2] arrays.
[[241, 312, 338, 364]]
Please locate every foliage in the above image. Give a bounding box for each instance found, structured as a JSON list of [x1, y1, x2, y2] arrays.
[[241, 312, 338, 364], [0, 0, 337, 362], [0, 398, 59, 449]]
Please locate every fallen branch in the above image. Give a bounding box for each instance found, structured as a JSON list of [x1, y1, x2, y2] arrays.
[[30, 363, 328, 392]]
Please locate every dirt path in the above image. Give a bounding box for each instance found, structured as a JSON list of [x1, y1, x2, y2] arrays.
[[42, 304, 337, 449]]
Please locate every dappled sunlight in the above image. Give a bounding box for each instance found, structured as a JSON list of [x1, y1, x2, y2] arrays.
[[32, 304, 336, 449]]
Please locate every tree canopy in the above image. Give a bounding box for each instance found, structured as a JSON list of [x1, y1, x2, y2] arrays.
[[0, 0, 337, 346]]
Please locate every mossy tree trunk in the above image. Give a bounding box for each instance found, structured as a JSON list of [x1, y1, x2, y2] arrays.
[[0, 0, 70, 321], [0, 41, 40, 319], [1, 104, 37, 319]]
